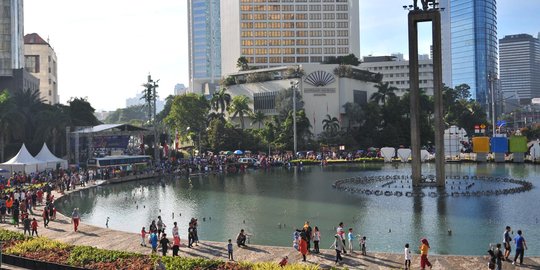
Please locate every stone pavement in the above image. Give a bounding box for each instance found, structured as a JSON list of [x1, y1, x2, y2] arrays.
[[1, 183, 539, 270]]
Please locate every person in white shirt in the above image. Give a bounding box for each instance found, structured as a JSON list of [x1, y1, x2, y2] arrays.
[[404, 243, 412, 270]]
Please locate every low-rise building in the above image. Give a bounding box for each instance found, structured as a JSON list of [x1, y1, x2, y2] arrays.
[[24, 33, 59, 104], [224, 63, 380, 135]]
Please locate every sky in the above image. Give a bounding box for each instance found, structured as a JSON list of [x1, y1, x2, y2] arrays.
[[24, 0, 540, 111]]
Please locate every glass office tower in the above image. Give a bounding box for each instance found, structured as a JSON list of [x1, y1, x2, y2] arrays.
[[188, 0, 221, 94], [450, 0, 498, 108]]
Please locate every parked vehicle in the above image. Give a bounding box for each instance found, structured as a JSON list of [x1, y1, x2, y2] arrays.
[[238, 158, 260, 167]]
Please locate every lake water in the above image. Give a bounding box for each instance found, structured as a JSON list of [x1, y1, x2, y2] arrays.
[[56, 163, 540, 255]]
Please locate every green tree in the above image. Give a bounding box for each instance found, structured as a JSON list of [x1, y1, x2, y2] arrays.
[[275, 87, 305, 120], [228, 95, 252, 130], [250, 110, 267, 129], [211, 88, 231, 113], [67, 97, 100, 126], [165, 93, 210, 141], [156, 95, 175, 123], [370, 82, 398, 106], [322, 114, 340, 135], [0, 90, 25, 162], [236, 57, 249, 71], [104, 105, 148, 124], [325, 53, 361, 66]]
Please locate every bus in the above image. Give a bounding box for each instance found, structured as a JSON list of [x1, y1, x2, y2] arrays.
[[87, 155, 151, 168]]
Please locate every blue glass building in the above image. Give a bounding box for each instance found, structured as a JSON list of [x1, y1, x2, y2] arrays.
[[449, 0, 498, 108], [188, 0, 221, 94]]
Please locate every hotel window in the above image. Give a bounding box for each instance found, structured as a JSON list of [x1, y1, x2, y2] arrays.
[[337, 22, 348, 28], [323, 13, 335, 20], [282, 31, 294, 37], [336, 4, 348, 11], [323, 30, 335, 37], [310, 22, 322, 28], [241, 31, 253, 37], [269, 57, 282, 63], [241, 22, 254, 28], [336, 13, 348, 19], [282, 14, 294, 20], [310, 48, 322, 54], [297, 14, 307, 20], [268, 13, 280, 20], [309, 5, 321, 11], [241, 14, 253, 20], [254, 14, 267, 20], [255, 57, 268, 63], [296, 39, 308, 45], [337, 39, 348, 45], [297, 56, 309, 63], [283, 57, 295, 63], [282, 5, 294, 11], [268, 5, 280, 11], [323, 39, 335, 45], [283, 48, 295, 54], [253, 5, 265, 11], [240, 5, 252, 11], [269, 48, 281, 55], [255, 40, 267, 45], [254, 22, 267, 28], [296, 31, 308, 37], [323, 22, 335, 28], [309, 13, 321, 20], [296, 48, 308, 54], [268, 22, 281, 28], [283, 22, 294, 28], [324, 47, 336, 54], [296, 5, 307, 11], [255, 48, 267, 54], [337, 30, 348, 37], [310, 30, 322, 37], [310, 56, 323, 62], [296, 22, 308, 28], [283, 39, 295, 45], [242, 48, 254, 55], [254, 31, 267, 37], [322, 5, 334, 11], [269, 40, 281, 46], [337, 47, 349, 54], [24, 55, 40, 73], [242, 40, 254, 46], [310, 39, 322, 45]]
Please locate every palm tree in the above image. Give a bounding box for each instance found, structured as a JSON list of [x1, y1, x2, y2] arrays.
[[0, 90, 25, 162], [236, 57, 249, 71], [370, 82, 398, 106], [211, 88, 231, 113], [228, 95, 252, 129], [322, 114, 340, 135], [250, 110, 267, 129], [342, 102, 364, 131]]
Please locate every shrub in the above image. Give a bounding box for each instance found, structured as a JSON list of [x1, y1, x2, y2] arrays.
[[67, 245, 142, 266], [0, 229, 29, 242], [5, 237, 69, 256]]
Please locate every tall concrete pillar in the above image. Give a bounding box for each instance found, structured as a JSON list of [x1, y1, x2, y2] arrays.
[[408, 9, 445, 187]]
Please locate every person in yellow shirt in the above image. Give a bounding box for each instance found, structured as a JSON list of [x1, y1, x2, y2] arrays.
[[420, 238, 432, 270]]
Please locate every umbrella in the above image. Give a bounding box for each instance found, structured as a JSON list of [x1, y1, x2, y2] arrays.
[[368, 147, 377, 152], [234, 150, 243, 155]]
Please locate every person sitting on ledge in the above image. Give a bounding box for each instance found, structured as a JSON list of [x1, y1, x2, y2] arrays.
[[237, 229, 247, 247]]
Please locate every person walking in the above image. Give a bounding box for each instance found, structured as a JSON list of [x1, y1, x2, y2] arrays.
[[42, 207, 49, 228], [227, 239, 234, 261], [172, 234, 180, 256], [188, 222, 195, 248], [337, 222, 346, 254], [503, 226, 512, 261], [299, 233, 308, 262], [31, 218, 38, 236], [404, 243, 412, 270], [150, 232, 159, 253], [494, 243, 504, 270], [420, 238, 432, 270], [331, 233, 346, 264], [140, 227, 148, 247], [159, 233, 171, 256], [347, 228, 355, 253], [157, 216, 166, 238], [22, 214, 31, 235], [312, 226, 321, 254], [304, 221, 312, 252], [71, 208, 80, 232], [513, 230, 528, 266]]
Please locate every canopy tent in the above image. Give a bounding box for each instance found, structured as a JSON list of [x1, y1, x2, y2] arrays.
[[0, 144, 46, 174], [35, 143, 68, 170]]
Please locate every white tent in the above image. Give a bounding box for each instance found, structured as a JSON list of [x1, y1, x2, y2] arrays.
[[0, 144, 47, 174], [35, 143, 68, 170]]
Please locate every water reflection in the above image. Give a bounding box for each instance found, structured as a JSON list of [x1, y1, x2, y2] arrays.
[[56, 163, 540, 256]]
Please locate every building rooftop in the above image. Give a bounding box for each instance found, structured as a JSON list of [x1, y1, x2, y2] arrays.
[[23, 33, 49, 45]]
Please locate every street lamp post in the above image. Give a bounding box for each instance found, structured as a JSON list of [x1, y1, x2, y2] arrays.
[[489, 73, 498, 137], [290, 81, 298, 156]]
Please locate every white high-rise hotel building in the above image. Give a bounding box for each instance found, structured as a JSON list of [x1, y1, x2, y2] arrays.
[[220, 0, 360, 76]]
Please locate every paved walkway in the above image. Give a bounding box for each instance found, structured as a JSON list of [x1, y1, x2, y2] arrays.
[[1, 182, 539, 270]]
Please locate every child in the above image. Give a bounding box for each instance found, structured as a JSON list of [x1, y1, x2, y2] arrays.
[[292, 230, 300, 250], [172, 235, 180, 256], [313, 226, 321, 254], [227, 239, 234, 261], [347, 228, 355, 253], [404, 243, 412, 270], [31, 218, 38, 236], [360, 236, 367, 255], [331, 234, 345, 264], [140, 227, 148, 247], [278, 256, 288, 267]]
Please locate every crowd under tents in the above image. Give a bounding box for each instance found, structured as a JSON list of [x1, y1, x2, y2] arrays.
[[0, 143, 67, 175]]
